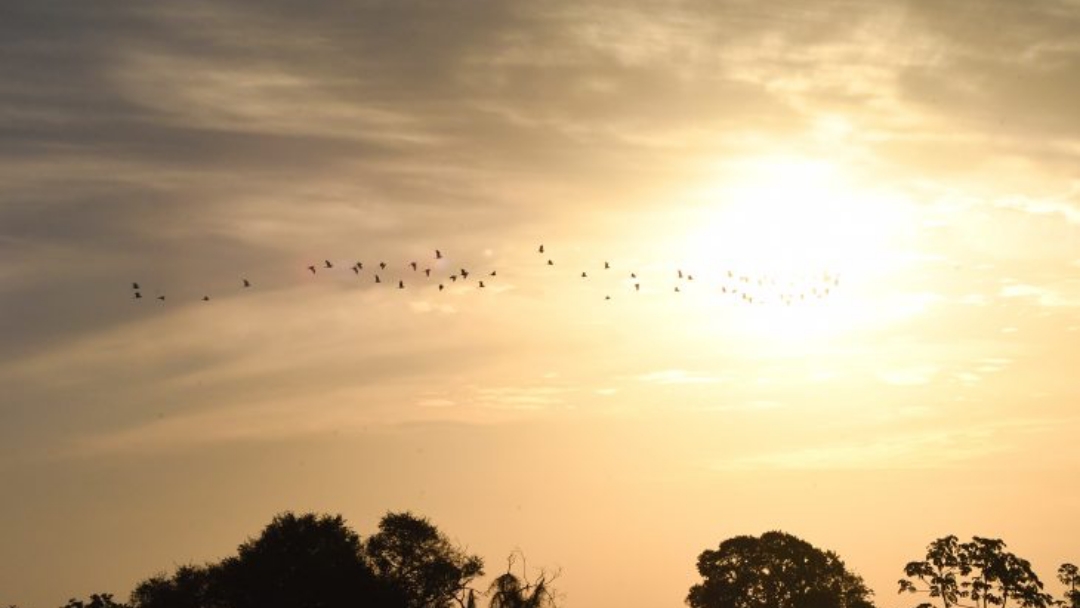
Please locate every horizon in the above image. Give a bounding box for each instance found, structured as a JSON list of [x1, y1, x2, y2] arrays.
[[2, 1, 1079, 607]]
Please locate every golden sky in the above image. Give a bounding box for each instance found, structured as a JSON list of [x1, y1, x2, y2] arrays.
[[2, 1, 1079, 606]]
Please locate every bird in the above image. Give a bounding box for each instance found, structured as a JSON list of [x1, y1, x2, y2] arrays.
[[438, 284, 444, 291], [398, 280, 405, 289], [410, 262, 417, 271], [604, 261, 610, 269], [460, 269, 469, 279], [539, 244, 545, 253], [605, 295, 611, 300], [687, 275, 693, 281], [375, 275, 381, 283], [157, 295, 166, 301], [478, 281, 486, 288], [243, 279, 251, 287], [630, 272, 636, 278], [634, 283, 640, 291], [674, 287, 680, 293], [450, 275, 458, 282], [379, 262, 387, 270], [132, 282, 140, 290], [202, 296, 210, 301], [678, 269, 684, 279], [489, 270, 496, 276], [356, 262, 364, 270], [324, 260, 333, 269], [307, 265, 317, 274], [435, 249, 443, 259], [352, 266, 359, 274], [424, 268, 431, 277], [547, 260, 554, 266], [581, 271, 588, 278], [134, 292, 142, 299]]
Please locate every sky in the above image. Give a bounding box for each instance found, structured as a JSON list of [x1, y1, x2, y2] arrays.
[[2, 1, 1079, 606]]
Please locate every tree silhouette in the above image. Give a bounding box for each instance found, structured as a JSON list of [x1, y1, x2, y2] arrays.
[[130, 512, 404, 608], [686, 531, 875, 608], [899, 536, 1052, 608], [61, 595, 128, 608], [365, 512, 484, 608], [485, 554, 558, 608], [1060, 564, 1080, 608]]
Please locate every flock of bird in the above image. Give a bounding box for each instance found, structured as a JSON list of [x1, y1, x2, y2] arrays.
[[129, 244, 841, 306]]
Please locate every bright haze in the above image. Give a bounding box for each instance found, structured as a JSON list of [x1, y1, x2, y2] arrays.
[[2, 1, 1079, 607]]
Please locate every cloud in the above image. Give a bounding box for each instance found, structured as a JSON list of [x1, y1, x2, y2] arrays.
[[876, 365, 940, 386], [637, 369, 724, 385]]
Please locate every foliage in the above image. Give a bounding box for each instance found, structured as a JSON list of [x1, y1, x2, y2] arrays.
[[60, 595, 128, 608], [486, 554, 558, 608], [686, 530, 875, 608], [898, 536, 1052, 608], [1060, 564, 1080, 608], [365, 512, 484, 608]]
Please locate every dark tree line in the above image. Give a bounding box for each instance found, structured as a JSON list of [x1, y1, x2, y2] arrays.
[[14, 518, 1076, 608], [43, 511, 552, 608]]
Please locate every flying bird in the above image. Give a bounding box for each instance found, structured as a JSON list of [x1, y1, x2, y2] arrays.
[[410, 262, 417, 271], [489, 270, 496, 276], [538, 244, 544, 253], [460, 269, 469, 279], [157, 295, 166, 301], [356, 262, 364, 270], [324, 260, 333, 269], [547, 260, 554, 266], [352, 265, 359, 274], [678, 270, 683, 279], [375, 275, 381, 283], [398, 280, 405, 289], [438, 284, 444, 291], [435, 249, 443, 259], [581, 272, 588, 278], [243, 279, 251, 287], [134, 292, 142, 299], [424, 268, 431, 277], [308, 265, 317, 274], [478, 281, 486, 288], [634, 283, 640, 291], [202, 296, 210, 301], [604, 262, 610, 269], [132, 282, 139, 290], [379, 262, 387, 270], [450, 275, 458, 282]]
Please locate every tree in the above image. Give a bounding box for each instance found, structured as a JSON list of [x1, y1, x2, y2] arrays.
[[486, 554, 558, 608], [130, 512, 404, 608], [1060, 564, 1080, 608], [898, 536, 1052, 608], [365, 512, 484, 608], [686, 531, 876, 608], [61, 595, 128, 608]]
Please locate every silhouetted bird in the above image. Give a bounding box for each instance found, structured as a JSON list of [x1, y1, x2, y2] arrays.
[[157, 295, 166, 301], [678, 270, 684, 279], [243, 279, 251, 287], [398, 280, 405, 289], [630, 272, 636, 278], [410, 262, 417, 271], [674, 287, 680, 293], [352, 266, 359, 274], [438, 284, 444, 291], [539, 244, 544, 253], [324, 260, 333, 269], [134, 292, 142, 299], [460, 269, 469, 279], [375, 275, 381, 283], [435, 249, 443, 259], [202, 296, 210, 301], [308, 265, 317, 274], [489, 271, 496, 276], [605, 295, 611, 300], [581, 272, 588, 278], [547, 260, 554, 266], [425, 268, 431, 277], [687, 275, 693, 281], [479, 281, 486, 288], [379, 262, 387, 270], [132, 282, 140, 290], [356, 262, 363, 270], [450, 275, 458, 282], [604, 262, 610, 269]]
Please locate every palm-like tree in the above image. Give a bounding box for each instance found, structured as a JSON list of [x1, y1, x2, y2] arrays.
[[486, 571, 555, 608]]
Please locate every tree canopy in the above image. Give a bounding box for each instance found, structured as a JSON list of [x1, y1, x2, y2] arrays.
[[686, 531, 875, 608]]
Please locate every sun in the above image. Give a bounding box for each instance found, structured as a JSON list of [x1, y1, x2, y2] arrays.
[[677, 156, 915, 344]]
